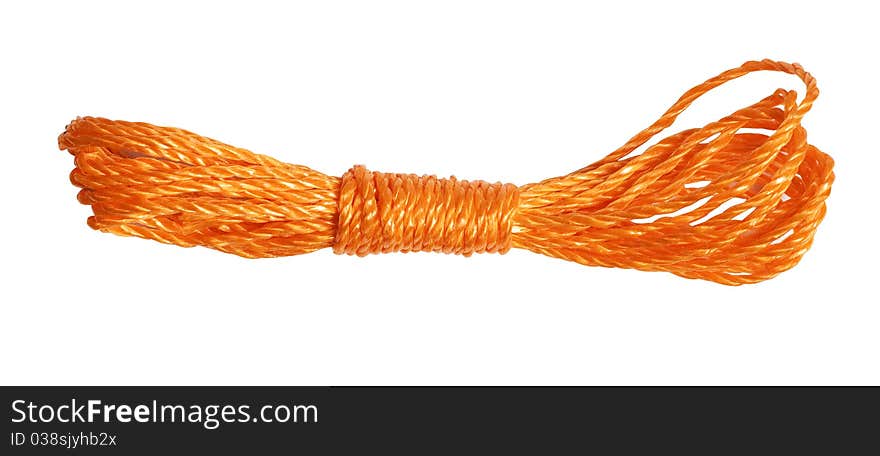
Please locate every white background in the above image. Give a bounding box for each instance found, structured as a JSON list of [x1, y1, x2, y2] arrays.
[[1, 1, 877, 385]]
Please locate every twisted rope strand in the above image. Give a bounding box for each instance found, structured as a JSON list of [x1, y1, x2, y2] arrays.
[[58, 59, 834, 285]]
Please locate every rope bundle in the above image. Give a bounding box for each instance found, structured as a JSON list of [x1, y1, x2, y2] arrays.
[[59, 60, 834, 285]]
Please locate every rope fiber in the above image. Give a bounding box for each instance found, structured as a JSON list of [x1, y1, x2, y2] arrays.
[[59, 59, 834, 285]]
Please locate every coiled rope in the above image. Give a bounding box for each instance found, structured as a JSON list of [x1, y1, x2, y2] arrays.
[[59, 59, 834, 285]]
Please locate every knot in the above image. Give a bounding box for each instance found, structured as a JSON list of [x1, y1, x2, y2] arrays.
[[334, 165, 519, 256]]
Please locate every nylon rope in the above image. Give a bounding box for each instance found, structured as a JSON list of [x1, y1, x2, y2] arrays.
[[58, 60, 834, 285]]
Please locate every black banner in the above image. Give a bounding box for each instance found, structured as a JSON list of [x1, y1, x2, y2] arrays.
[[2, 387, 876, 453]]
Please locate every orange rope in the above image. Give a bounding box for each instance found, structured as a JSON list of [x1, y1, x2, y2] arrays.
[[58, 59, 834, 285]]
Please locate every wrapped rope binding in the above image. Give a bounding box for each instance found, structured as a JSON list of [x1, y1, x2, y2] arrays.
[[59, 59, 834, 285]]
